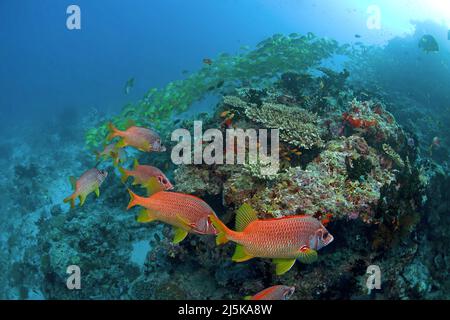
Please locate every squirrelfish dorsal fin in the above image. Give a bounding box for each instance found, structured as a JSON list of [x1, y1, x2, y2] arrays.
[[69, 176, 77, 190], [144, 176, 164, 196], [133, 158, 139, 170], [235, 203, 258, 232]]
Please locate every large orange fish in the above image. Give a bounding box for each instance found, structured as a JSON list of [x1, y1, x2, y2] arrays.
[[119, 159, 173, 191], [63, 168, 108, 209], [209, 203, 334, 275], [127, 178, 217, 244], [245, 285, 295, 300], [107, 122, 166, 153]]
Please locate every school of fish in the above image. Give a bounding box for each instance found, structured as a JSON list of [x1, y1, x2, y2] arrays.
[[64, 121, 335, 299]]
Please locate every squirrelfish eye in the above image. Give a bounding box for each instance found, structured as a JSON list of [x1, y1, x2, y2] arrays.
[[323, 232, 329, 239]]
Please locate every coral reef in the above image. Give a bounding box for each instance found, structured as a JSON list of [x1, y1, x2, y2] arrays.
[[1, 32, 449, 300], [243, 101, 323, 149]]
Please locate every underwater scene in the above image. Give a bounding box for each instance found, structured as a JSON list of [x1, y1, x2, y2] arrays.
[[1, 0, 450, 301]]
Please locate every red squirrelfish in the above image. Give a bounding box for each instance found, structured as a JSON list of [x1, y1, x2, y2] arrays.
[[63, 168, 108, 209], [245, 285, 295, 300], [209, 203, 334, 275], [119, 159, 173, 191], [127, 178, 217, 244], [107, 122, 166, 153]]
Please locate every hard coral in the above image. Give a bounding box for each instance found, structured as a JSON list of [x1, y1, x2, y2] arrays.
[[225, 95, 324, 150]]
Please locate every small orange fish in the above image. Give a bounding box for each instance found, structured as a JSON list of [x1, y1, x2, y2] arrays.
[[107, 122, 166, 153], [224, 118, 233, 128], [95, 143, 126, 166], [209, 203, 334, 275], [203, 58, 213, 65], [127, 178, 217, 244], [245, 285, 295, 300], [63, 168, 108, 209], [119, 159, 173, 191], [220, 110, 231, 118]]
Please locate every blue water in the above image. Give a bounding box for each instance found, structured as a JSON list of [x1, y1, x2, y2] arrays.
[[1, 0, 450, 300]]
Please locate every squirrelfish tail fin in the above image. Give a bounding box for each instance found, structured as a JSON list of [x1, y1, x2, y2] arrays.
[[69, 176, 77, 190], [127, 189, 144, 210], [209, 214, 234, 245], [63, 194, 75, 209], [107, 122, 122, 141]]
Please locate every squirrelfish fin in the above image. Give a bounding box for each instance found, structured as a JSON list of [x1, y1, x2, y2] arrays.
[[235, 203, 258, 232], [136, 209, 157, 223], [63, 195, 75, 209], [118, 166, 129, 183], [116, 139, 127, 149], [69, 176, 77, 190], [273, 258, 297, 276], [133, 158, 139, 170], [141, 141, 151, 152], [172, 227, 188, 244], [209, 214, 230, 245], [297, 246, 318, 264], [232, 244, 254, 262], [79, 194, 87, 207], [176, 214, 196, 230], [144, 176, 164, 196]]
